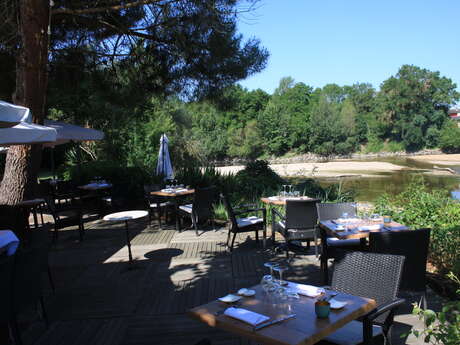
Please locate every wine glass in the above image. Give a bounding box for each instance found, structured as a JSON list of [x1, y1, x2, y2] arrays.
[[273, 264, 289, 286], [282, 185, 287, 197], [289, 185, 293, 196], [264, 261, 279, 279]]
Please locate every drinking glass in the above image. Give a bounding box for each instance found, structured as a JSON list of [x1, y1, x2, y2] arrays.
[[341, 212, 349, 220], [264, 261, 279, 279], [293, 190, 300, 197], [282, 185, 287, 197], [371, 213, 380, 221], [273, 264, 289, 286]]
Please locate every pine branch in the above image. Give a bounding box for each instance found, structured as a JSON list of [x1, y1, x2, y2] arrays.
[[51, 0, 172, 16]]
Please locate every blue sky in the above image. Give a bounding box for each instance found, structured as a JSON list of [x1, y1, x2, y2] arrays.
[[237, 0, 460, 94]]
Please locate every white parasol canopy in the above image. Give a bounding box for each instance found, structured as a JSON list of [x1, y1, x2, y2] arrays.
[[156, 134, 173, 180], [0, 100, 32, 128], [0, 122, 57, 145], [43, 120, 104, 147]]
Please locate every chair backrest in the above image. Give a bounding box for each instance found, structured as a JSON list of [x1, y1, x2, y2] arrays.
[[193, 186, 216, 223], [331, 252, 405, 310], [369, 228, 430, 292], [316, 202, 357, 221], [0, 255, 14, 321], [221, 193, 238, 230], [0, 205, 28, 240], [22, 229, 51, 271], [12, 242, 46, 313], [285, 199, 319, 229]]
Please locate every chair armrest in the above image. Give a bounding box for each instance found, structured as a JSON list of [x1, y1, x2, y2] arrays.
[[271, 208, 286, 222], [365, 298, 405, 321]]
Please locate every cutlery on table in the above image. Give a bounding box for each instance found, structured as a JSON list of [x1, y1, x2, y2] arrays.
[[253, 314, 296, 331]]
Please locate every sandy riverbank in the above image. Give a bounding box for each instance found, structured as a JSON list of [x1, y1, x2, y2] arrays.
[[408, 154, 460, 166], [216, 160, 410, 178]]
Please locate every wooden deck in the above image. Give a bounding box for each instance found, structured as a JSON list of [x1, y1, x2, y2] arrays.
[[20, 215, 440, 345]]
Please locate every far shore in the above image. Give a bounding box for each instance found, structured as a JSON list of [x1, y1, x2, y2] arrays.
[[408, 154, 460, 166], [215, 153, 460, 178]]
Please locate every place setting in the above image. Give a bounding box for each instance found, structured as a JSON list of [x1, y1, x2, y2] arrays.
[[211, 260, 350, 332]]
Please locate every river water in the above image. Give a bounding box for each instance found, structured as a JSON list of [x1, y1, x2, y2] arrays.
[[314, 157, 460, 202]]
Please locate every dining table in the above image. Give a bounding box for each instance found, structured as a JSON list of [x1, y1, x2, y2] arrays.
[[318, 217, 408, 284], [150, 188, 195, 231], [188, 283, 376, 345]]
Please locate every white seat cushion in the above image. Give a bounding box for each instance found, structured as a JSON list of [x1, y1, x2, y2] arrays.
[[327, 237, 361, 247], [179, 204, 193, 213], [150, 202, 171, 208], [236, 216, 263, 227]]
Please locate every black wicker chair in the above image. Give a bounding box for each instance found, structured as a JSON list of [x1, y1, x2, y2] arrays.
[[272, 199, 320, 258], [320, 252, 405, 345], [316, 202, 364, 284], [178, 186, 216, 235], [221, 193, 266, 251], [0, 255, 18, 345], [44, 195, 85, 242], [9, 240, 49, 345], [369, 228, 431, 308], [143, 184, 173, 228]]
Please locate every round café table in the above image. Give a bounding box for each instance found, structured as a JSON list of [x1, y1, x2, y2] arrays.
[[103, 210, 148, 267]]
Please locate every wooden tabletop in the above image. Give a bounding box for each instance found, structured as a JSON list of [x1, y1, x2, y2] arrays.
[[319, 219, 409, 240], [151, 188, 195, 197], [261, 196, 316, 206], [188, 284, 376, 345]]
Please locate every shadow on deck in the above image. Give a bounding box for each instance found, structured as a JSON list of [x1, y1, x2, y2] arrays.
[[19, 215, 441, 345]]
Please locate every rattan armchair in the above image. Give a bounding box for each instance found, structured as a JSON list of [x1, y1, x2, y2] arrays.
[[316, 202, 364, 284], [369, 228, 431, 308], [272, 199, 320, 258], [321, 252, 406, 345], [44, 195, 85, 242], [221, 193, 266, 251], [178, 186, 216, 235], [143, 184, 173, 228]]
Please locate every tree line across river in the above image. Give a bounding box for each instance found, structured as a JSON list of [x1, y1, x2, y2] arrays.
[[24, 64, 460, 170]]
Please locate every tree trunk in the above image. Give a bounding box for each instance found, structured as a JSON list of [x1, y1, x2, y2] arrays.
[[0, 0, 50, 204]]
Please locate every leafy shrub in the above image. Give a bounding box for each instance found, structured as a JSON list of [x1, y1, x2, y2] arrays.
[[294, 179, 355, 202], [385, 140, 405, 152], [411, 272, 460, 345], [373, 177, 460, 277], [235, 160, 285, 201], [439, 121, 460, 153]]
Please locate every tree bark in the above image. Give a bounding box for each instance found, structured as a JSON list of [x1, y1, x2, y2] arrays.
[[0, 0, 50, 204]]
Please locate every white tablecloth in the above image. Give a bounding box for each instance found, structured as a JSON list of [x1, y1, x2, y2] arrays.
[[0, 230, 19, 256]]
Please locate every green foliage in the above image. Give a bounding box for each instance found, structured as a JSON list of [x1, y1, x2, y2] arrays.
[[411, 272, 460, 345], [235, 160, 285, 200], [439, 121, 460, 153], [377, 64, 459, 151], [373, 177, 460, 276], [64, 161, 152, 199], [295, 179, 355, 202]]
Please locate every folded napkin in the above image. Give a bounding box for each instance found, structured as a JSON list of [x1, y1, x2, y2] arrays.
[[384, 225, 408, 231], [161, 188, 174, 192], [0, 230, 19, 256], [358, 224, 382, 231], [333, 218, 361, 224], [268, 196, 279, 201], [224, 307, 269, 326], [175, 188, 188, 193], [288, 282, 324, 297]]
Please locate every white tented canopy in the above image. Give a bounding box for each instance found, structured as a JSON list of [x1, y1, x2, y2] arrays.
[[0, 122, 57, 145], [43, 120, 104, 146], [0, 100, 31, 128], [156, 134, 173, 180]]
